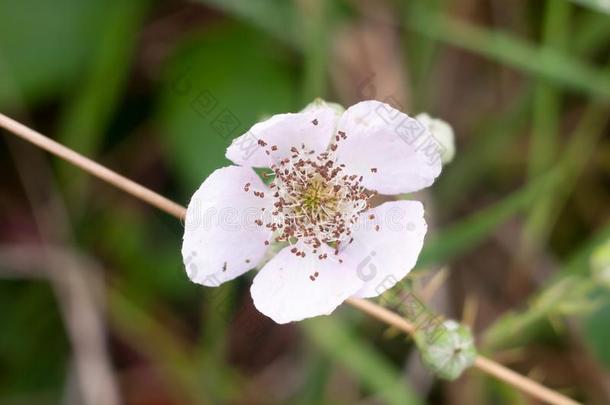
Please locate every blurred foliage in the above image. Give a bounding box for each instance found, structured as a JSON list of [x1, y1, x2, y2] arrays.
[[0, 0, 609, 404], [0, 0, 110, 107], [304, 316, 421, 405], [157, 23, 297, 189], [584, 298, 610, 370], [56, 0, 149, 200], [0, 281, 69, 400]]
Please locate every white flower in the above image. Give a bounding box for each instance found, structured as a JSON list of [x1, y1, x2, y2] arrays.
[[415, 113, 455, 164], [182, 100, 442, 323]]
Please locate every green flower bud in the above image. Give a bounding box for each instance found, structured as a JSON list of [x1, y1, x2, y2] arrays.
[[415, 320, 477, 380]]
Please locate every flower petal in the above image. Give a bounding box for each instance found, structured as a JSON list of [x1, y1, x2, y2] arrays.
[[251, 244, 364, 323], [182, 166, 272, 286], [343, 200, 427, 298], [334, 100, 442, 194], [226, 103, 339, 167]]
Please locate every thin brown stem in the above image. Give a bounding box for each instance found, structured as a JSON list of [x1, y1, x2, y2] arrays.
[[0, 113, 186, 219], [346, 297, 578, 405], [0, 112, 581, 405]]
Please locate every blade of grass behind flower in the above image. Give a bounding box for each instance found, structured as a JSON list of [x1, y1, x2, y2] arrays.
[[572, 11, 610, 55], [527, 0, 570, 179], [482, 220, 610, 349], [108, 287, 215, 403], [406, 10, 610, 100], [402, 0, 447, 110], [195, 0, 300, 48], [198, 283, 237, 370], [303, 316, 422, 405], [564, 224, 610, 274], [435, 10, 610, 209], [292, 351, 333, 405], [523, 0, 571, 249], [434, 88, 532, 208], [524, 99, 609, 248], [299, 0, 333, 102], [56, 0, 148, 200], [568, 0, 610, 14], [420, 169, 561, 268], [93, 208, 242, 401]]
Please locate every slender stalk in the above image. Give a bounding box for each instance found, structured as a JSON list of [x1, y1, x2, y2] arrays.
[[0, 112, 580, 405], [346, 297, 416, 334], [0, 113, 185, 219], [346, 297, 578, 405], [473, 356, 577, 405]]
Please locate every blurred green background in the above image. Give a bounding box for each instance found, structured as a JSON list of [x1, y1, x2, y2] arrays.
[[0, 0, 609, 404]]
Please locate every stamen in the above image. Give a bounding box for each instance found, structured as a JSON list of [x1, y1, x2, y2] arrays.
[[259, 131, 374, 258]]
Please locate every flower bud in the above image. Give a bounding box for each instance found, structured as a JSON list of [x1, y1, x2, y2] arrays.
[[416, 113, 455, 164], [302, 98, 345, 117], [415, 319, 477, 380]]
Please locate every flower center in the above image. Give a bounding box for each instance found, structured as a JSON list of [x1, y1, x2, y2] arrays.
[[249, 137, 374, 258], [299, 177, 338, 219]]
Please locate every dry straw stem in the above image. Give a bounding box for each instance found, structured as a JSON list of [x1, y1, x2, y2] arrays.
[[0, 112, 580, 405]]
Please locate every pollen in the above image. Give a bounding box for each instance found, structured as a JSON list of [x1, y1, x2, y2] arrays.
[[258, 132, 374, 258]]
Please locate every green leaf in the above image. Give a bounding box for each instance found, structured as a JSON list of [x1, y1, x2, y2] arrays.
[[583, 299, 610, 369], [0, 281, 68, 399], [303, 316, 421, 405], [0, 0, 108, 107], [299, 0, 333, 102], [56, 0, 149, 196], [194, 0, 300, 48], [157, 23, 297, 191]]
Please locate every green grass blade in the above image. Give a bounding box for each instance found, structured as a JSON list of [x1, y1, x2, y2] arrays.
[[524, 100, 609, 248], [303, 316, 421, 405], [572, 11, 610, 54], [528, 0, 570, 179], [195, 0, 299, 47], [406, 11, 610, 100], [568, 0, 610, 14], [482, 220, 610, 349], [434, 88, 532, 207], [299, 0, 332, 102], [421, 170, 561, 268], [56, 0, 148, 197], [523, 0, 571, 248]]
